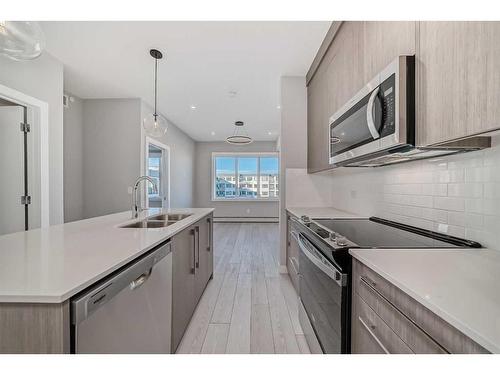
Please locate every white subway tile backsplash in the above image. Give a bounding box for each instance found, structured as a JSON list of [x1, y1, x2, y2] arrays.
[[433, 169, 465, 183], [283, 141, 500, 251], [433, 196, 465, 212], [434, 223, 465, 238], [448, 183, 483, 198]]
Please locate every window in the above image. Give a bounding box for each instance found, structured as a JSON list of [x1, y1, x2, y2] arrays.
[[213, 153, 279, 200]]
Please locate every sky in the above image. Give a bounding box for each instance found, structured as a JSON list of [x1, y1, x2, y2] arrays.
[[216, 156, 278, 175]]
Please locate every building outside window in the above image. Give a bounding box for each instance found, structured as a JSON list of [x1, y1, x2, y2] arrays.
[[212, 153, 279, 200]]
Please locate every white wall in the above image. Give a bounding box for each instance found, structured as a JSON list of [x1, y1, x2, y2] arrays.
[[82, 98, 142, 218], [287, 138, 500, 251], [141, 102, 195, 208], [63, 93, 84, 222], [194, 141, 279, 218], [0, 53, 64, 225], [279, 76, 308, 266]]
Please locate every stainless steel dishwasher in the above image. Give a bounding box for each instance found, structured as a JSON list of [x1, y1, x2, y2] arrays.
[[71, 241, 172, 353]]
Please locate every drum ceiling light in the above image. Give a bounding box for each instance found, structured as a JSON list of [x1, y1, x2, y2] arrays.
[[226, 121, 253, 145]]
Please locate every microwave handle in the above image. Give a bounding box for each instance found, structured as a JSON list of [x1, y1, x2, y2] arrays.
[[366, 87, 381, 139]]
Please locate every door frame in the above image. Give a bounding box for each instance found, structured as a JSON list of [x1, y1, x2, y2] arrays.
[[140, 136, 171, 209], [0, 83, 50, 228]]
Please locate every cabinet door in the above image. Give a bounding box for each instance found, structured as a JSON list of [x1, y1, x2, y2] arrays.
[[195, 215, 213, 302], [363, 21, 416, 82], [307, 22, 364, 173], [307, 59, 330, 173], [326, 21, 365, 116], [171, 225, 196, 352], [417, 22, 500, 145]]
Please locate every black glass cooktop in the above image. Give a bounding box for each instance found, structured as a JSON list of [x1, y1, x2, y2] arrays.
[[313, 217, 481, 249]]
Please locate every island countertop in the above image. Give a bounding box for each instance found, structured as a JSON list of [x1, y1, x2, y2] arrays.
[[0, 208, 214, 303]]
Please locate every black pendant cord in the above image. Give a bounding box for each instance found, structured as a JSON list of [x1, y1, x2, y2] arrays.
[[154, 56, 158, 119]]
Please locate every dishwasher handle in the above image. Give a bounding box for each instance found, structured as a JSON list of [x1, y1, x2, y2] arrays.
[[71, 241, 171, 325], [130, 268, 153, 290]]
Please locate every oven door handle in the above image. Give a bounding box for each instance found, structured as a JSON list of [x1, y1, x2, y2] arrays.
[[366, 86, 381, 139], [297, 234, 346, 287]]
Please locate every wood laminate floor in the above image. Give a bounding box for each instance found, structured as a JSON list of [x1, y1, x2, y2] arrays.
[[176, 223, 310, 354]]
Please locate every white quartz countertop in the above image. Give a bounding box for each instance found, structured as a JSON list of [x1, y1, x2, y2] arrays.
[[0, 208, 213, 303], [286, 206, 361, 219], [350, 248, 500, 353]]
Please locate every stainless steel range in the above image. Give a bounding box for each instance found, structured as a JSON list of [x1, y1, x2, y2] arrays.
[[290, 215, 481, 354]]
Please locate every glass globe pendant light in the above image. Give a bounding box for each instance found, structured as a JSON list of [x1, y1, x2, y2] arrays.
[[143, 49, 168, 138], [0, 21, 45, 61]]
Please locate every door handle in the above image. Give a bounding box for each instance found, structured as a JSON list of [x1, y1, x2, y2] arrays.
[[366, 87, 381, 139]]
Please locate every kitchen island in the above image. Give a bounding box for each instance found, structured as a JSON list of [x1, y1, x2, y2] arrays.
[[0, 208, 214, 353]]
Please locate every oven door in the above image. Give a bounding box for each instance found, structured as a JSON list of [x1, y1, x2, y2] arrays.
[[297, 233, 348, 353]]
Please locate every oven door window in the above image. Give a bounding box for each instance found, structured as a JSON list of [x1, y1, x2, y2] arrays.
[[330, 90, 383, 158], [299, 238, 345, 353]]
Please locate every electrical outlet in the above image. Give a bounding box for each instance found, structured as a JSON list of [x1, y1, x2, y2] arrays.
[[127, 186, 133, 194], [350, 190, 357, 199], [246, 208, 251, 214]]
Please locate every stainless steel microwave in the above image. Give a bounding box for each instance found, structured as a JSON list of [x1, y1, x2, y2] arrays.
[[329, 55, 415, 167]]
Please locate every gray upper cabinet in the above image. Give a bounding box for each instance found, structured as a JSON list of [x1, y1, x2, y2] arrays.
[[417, 21, 500, 146], [363, 21, 416, 82], [307, 55, 330, 173], [307, 21, 415, 173]]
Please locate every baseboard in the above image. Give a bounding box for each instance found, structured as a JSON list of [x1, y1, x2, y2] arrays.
[[213, 217, 279, 223], [279, 265, 288, 274]]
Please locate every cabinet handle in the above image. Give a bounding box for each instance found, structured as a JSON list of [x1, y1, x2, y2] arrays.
[[207, 217, 211, 252], [360, 275, 377, 288], [195, 226, 200, 269], [190, 229, 196, 274], [358, 316, 389, 354]]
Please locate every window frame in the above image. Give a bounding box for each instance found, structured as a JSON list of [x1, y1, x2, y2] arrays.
[[211, 152, 279, 202]]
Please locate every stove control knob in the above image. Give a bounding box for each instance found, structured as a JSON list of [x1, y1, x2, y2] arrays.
[[336, 236, 348, 247], [301, 215, 311, 223], [329, 232, 336, 241]]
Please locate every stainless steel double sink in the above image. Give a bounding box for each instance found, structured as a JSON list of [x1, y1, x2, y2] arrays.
[[119, 213, 192, 228]]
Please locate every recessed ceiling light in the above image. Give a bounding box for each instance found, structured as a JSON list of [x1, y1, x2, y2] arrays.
[[276, 105, 281, 110], [210, 131, 216, 136], [268, 131, 272, 135], [190, 105, 197, 110]]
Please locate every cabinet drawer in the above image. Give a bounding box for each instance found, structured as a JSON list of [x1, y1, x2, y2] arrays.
[[357, 273, 446, 353], [353, 259, 488, 353], [353, 294, 413, 354]]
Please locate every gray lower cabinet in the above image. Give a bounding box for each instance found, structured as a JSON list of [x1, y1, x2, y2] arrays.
[[171, 214, 213, 352], [286, 216, 300, 292], [351, 258, 488, 354]]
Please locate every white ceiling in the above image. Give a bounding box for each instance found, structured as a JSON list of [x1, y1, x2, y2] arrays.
[[40, 21, 330, 141]]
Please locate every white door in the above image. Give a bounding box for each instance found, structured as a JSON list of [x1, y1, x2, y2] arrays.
[[147, 143, 169, 209], [0, 105, 25, 235]]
